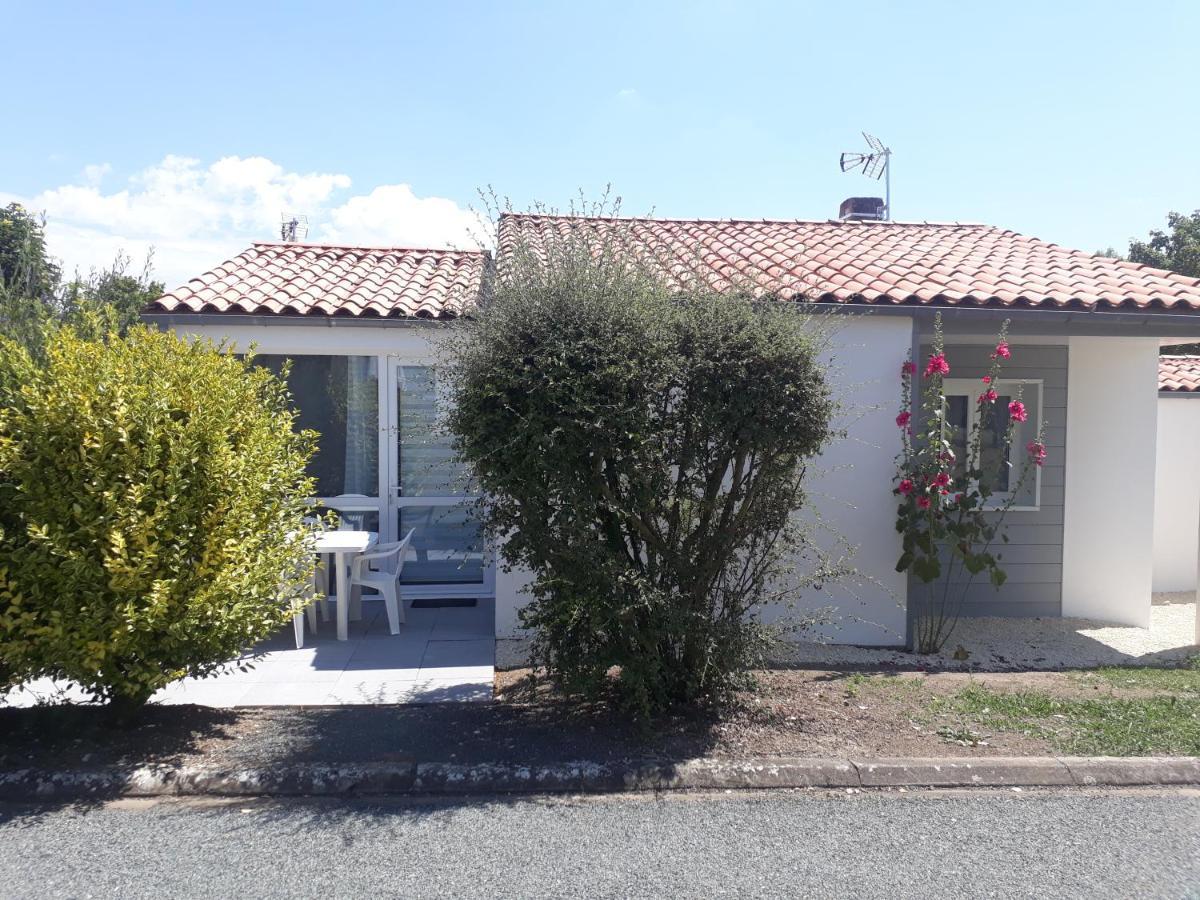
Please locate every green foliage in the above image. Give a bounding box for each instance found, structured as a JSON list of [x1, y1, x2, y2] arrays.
[[935, 683, 1200, 756], [0, 203, 60, 302], [445, 221, 838, 717], [894, 314, 1044, 654], [1128, 210, 1200, 278], [1130, 210, 1200, 354], [59, 252, 165, 339], [0, 326, 318, 707], [0, 206, 163, 359]]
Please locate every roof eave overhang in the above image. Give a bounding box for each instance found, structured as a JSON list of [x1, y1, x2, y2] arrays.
[[141, 311, 456, 329], [816, 301, 1200, 337]]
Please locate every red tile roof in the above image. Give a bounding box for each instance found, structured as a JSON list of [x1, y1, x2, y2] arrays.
[[147, 242, 488, 319], [499, 215, 1200, 311], [148, 217, 1200, 320], [1159, 356, 1200, 392]]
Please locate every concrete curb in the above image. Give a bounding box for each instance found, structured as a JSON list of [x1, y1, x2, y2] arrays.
[[1, 756, 1196, 801]]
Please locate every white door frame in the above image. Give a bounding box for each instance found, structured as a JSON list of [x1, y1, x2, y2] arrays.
[[384, 355, 495, 599]]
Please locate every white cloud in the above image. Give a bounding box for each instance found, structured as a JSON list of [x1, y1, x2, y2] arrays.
[[82, 163, 111, 187], [6, 155, 486, 288], [320, 183, 488, 249]]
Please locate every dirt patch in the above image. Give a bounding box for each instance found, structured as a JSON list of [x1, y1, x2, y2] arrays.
[[495, 666, 1200, 759], [493, 668, 1059, 758], [2, 665, 1194, 776]]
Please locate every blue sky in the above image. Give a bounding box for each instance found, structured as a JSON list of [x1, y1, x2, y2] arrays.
[[4, 0, 1198, 286]]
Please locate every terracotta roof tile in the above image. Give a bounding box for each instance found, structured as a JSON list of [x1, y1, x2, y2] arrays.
[[147, 242, 488, 319], [1159, 356, 1200, 392], [499, 214, 1200, 312]]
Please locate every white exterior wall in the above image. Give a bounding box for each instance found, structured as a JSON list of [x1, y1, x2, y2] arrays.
[[164, 317, 911, 644], [1152, 396, 1200, 592], [756, 315, 912, 646], [1061, 336, 1160, 626]]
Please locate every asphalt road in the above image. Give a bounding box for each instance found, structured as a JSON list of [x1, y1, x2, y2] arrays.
[[1, 789, 1197, 899]]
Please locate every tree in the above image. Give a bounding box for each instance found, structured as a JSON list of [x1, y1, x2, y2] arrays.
[[0, 206, 163, 356], [1128, 211, 1200, 353], [0, 203, 60, 302], [0, 326, 318, 709], [445, 221, 840, 717], [60, 252, 165, 337], [1128, 210, 1200, 278]]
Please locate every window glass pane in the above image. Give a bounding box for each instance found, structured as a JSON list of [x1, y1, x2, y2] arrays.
[[398, 366, 469, 497], [978, 394, 1012, 494], [255, 355, 379, 498], [945, 395, 969, 481], [1008, 386, 1040, 507], [326, 508, 380, 533], [399, 505, 485, 584]]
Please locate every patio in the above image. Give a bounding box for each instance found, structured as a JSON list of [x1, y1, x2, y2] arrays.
[[4, 597, 496, 709]]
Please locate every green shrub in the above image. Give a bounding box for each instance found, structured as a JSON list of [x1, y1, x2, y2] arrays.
[[0, 326, 317, 708], [446, 222, 838, 717]]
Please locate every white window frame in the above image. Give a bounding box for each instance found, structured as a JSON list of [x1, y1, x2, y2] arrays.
[[942, 378, 1043, 512]]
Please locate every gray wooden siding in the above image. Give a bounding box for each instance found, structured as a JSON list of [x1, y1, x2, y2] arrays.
[[910, 343, 1067, 618]]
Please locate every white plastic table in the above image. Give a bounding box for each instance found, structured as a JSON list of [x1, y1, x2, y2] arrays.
[[311, 530, 377, 641]]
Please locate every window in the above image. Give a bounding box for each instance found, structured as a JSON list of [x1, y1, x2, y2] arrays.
[[252, 355, 379, 500], [942, 379, 1041, 509]]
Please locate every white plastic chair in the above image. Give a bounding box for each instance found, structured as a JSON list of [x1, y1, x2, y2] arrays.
[[350, 528, 416, 635], [284, 553, 323, 649], [302, 515, 332, 623]]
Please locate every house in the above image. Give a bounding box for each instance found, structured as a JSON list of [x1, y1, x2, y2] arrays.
[[1154, 355, 1200, 592], [143, 212, 1200, 649]]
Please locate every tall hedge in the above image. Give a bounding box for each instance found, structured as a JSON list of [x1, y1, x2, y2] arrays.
[[0, 326, 317, 707], [445, 227, 838, 716]]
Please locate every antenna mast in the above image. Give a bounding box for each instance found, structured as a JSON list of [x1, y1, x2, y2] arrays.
[[280, 213, 309, 242], [838, 132, 892, 220]]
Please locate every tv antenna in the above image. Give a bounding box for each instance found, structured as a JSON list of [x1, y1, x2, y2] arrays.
[[839, 132, 891, 220], [280, 214, 309, 242]]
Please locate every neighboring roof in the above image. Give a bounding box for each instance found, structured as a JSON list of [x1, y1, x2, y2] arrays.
[[499, 214, 1200, 312], [146, 242, 488, 319], [1159, 356, 1200, 392]]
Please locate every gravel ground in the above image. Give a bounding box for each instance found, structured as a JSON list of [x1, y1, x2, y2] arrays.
[[500, 594, 1198, 673], [776, 594, 1198, 671], [1, 790, 1196, 898]]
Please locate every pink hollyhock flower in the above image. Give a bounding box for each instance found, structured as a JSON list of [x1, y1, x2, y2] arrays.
[[901, 361, 916, 376], [982, 375, 992, 384], [924, 353, 950, 377], [916, 495, 932, 510], [991, 341, 1011, 360], [933, 472, 951, 488], [898, 479, 914, 495], [1026, 440, 1047, 467], [1009, 400, 1027, 422], [978, 388, 998, 404], [896, 410, 911, 428]]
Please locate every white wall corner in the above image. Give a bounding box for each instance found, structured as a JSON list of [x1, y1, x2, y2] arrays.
[[1061, 336, 1159, 626], [1152, 398, 1200, 592]]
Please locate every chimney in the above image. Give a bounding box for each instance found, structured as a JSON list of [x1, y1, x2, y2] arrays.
[[839, 197, 886, 222]]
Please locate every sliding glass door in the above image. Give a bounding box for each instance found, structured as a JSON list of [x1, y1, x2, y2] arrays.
[[387, 361, 490, 596], [255, 354, 383, 532], [254, 352, 490, 597]]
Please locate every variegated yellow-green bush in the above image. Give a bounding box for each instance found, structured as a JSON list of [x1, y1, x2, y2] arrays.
[[0, 326, 317, 707]]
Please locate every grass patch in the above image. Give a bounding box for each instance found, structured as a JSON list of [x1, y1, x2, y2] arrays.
[[932, 684, 1200, 756], [1081, 656, 1200, 696]]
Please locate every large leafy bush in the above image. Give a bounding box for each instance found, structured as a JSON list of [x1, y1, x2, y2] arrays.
[[0, 326, 317, 707], [446, 223, 838, 716]]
